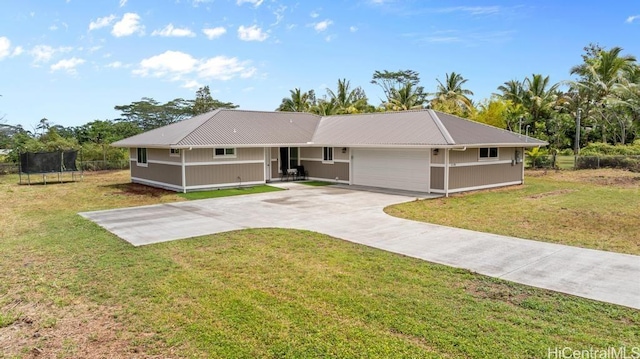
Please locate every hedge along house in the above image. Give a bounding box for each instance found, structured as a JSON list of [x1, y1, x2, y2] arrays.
[[112, 109, 547, 196]]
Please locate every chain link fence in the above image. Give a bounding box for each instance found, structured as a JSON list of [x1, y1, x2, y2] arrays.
[[527, 155, 640, 172]]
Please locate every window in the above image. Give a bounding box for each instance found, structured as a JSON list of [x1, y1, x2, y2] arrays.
[[214, 148, 236, 158], [169, 148, 181, 157], [323, 147, 333, 162], [479, 147, 498, 160], [136, 148, 147, 166]]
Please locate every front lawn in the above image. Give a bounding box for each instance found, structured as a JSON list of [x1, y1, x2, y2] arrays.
[[1, 170, 638, 358], [386, 169, 640, 255], [178, 185, 283, 200]]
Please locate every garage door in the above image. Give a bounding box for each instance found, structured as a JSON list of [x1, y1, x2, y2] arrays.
[[352, 149, 430, 192]]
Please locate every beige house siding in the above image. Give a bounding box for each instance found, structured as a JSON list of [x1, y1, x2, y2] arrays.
[[300, 147, 321, 158], [430, 167, 444, 190], [449, 147, 516, 163], [131, 163, 182, 186], [186, 163, 264, 186], [301, 147, 349, 161], [149, 148, 181, 163], [301, 161, 349, 181], [185, 147, 263, 162], [449, 163, 523, 190]]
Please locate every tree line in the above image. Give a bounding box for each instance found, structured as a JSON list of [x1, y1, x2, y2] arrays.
[[276, 44, 640, 152], [1, 43, 638, 165]]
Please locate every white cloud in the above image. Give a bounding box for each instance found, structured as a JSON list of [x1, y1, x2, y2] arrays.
[[105, 61, 128, 68], [433, 6, 501, 16], [202, 27, 227, 39], [310, 11, 319, 18], [626, 15, 640, 23], [0, 37, 11, 59], [133, 50, 257, 83], [152, 24, 196, 37], [119, 0, 127, 7], [237, 25, 268, 41], [89, 14, 116, 31], [272, 5, 286, 25], [314, 20, 333, 32], [182, 80, 202, 89], [50, 57, 85, 74], [111, 13, 144, 37], [349, 26, 358, 32], [237, 0, 263, 7], [12, 46, 24, 56], [133, 51, 198, 77], [199, 56, 256, 80], [49, 24, 58, 31], [325, 35, 336, 42], [30, 45, 57, 63]]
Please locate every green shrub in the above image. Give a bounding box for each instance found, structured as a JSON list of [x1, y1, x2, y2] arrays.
[[576, 156, 640, 172], [581, 142, 640, 156]]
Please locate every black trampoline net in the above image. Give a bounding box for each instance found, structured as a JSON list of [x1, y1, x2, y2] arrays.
[[20, 151, 79, 174]]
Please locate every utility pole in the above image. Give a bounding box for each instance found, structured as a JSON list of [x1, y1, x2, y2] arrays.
[[574, 109, 581, 155]]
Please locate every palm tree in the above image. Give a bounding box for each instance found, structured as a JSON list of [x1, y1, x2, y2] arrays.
[[522, 74, 559, 124], [277, 88, 315, 112], [569, 46, 638, 144], [384, 82, 426, 111], [431, 72, 474, 114], [325, 79, 369, 114], [495, 79, 524, 105]]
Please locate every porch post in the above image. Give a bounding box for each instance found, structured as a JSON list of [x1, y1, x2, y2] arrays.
[[181, 149, 187, 193], [444, 148, 450, 197]]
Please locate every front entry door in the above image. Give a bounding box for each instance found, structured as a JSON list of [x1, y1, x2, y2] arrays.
[[279, 147, 299, 174]]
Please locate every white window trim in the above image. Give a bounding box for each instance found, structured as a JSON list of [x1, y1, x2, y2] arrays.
[[136, 148, 148, 167], [478, 147, 499, 161], [214, 147, 237, 159], [322, 147, 334, 164], [169, 148, 181, 157]]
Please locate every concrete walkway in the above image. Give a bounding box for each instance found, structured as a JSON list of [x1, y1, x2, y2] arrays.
[[80, 182, 640, 310]]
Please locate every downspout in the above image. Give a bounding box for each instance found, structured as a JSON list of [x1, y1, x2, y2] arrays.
[[181, 148, 187, 193], [444, 148, 450, 197]]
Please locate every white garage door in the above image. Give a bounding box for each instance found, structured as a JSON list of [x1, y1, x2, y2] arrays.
[[352, 149, 430, 192]]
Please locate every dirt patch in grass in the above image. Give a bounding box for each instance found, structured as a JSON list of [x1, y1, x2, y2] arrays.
[[527, 168, 640, 188], [107, 182, 176, 197], [0, 300, 171, 359], [526, 189, 576, 199]]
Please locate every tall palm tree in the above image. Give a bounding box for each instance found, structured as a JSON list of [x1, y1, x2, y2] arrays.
[[326, 79, 369, 114], [276, 88, 314, 112], [495, 79, 524, 105], [431, 72, 474, 113], [384, 82, 426, 111], [523, 74, 559, 124]]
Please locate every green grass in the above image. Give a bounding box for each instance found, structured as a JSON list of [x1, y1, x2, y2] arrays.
[[299, 181, 334, 186], [1, 170, 638, 358], [178, 185, 283, 200], [386, 169, 640, 255]]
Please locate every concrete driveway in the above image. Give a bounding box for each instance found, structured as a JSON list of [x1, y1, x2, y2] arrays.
[[80, 182, 640, 310]]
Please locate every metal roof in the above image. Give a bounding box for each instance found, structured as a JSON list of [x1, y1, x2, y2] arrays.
[[112, 108, 548, 148], [311, 110, 452, 146], [436, 111, 547, 146]]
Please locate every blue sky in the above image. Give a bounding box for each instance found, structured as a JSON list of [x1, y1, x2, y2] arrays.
[[1, 0, 639, 129]]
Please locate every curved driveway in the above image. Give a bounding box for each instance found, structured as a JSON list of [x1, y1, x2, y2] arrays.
[[80, 182, 640, 310]]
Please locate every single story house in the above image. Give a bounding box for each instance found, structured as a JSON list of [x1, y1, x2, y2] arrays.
[[112, 109, 547, 196]]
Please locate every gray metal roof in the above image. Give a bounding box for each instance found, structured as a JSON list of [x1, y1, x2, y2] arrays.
[[311, 110, 451, 146], [112, 108, 547, 148], [113, 109, 321, 148], [436, 112, 547, 147]]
